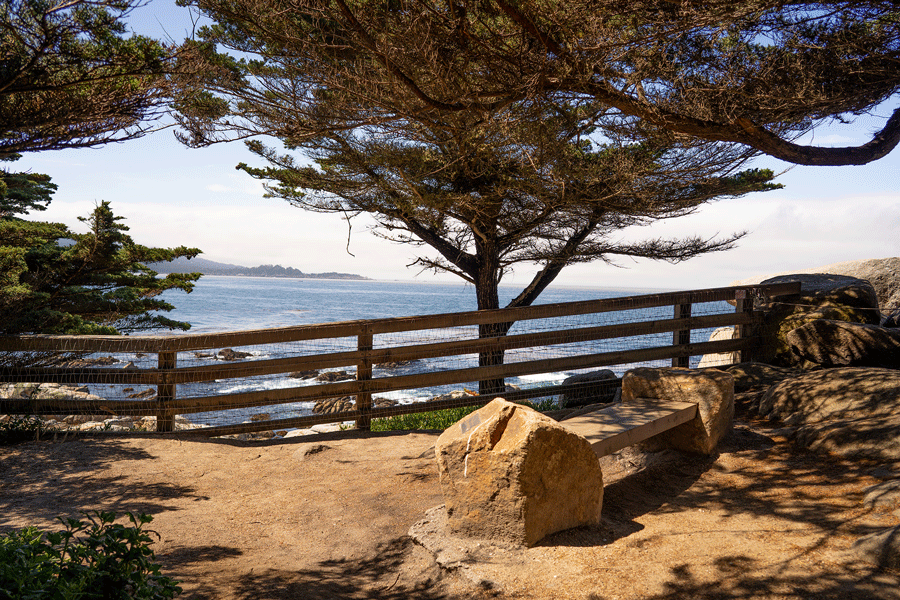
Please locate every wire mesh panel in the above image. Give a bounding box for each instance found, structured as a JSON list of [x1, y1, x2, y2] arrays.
[[0, 283, 800, 437]]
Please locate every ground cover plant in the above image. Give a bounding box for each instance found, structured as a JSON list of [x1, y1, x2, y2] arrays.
[[0, 414, 58, 446], [0, 511, 181, 600], [371, 397, 558, 431]]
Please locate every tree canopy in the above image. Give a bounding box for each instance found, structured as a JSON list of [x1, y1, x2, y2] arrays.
[[173, 2, 791, 391], [1, 0, 173, 156], [237, 107, 780, 314], [177, 0, 900, 166], [0, 200, 201, 336], [176, 0, 780, 312], [0, 154, 56, 217]]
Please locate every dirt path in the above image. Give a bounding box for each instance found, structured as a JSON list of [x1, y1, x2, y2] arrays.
[[2, 419, 899, 599]]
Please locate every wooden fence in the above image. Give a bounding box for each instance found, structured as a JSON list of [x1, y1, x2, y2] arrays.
[[0, 282, 800, 437]]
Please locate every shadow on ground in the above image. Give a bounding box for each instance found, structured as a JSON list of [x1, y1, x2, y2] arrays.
[[228, 537, 454, 600], [644, 554, 899, 600], [0, 436, 205, 528]]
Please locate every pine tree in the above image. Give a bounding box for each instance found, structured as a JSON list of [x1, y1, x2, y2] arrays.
[[1, 201, 201, 336]]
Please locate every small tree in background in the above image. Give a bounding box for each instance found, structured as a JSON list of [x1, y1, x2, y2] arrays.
[[1, 200, 201, 336]]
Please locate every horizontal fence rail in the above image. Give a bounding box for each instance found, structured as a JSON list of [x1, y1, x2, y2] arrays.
[[0, 282, 800, 437]]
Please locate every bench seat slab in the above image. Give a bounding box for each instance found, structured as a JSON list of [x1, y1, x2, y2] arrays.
[[561, 399, 699, 458]]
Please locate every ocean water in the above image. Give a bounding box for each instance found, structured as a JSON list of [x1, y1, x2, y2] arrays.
[[145, 277, 719, 426], [159, 276, 661, 333]]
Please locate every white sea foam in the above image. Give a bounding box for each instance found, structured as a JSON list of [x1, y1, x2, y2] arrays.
[[515, 372, 569, 383], [217, 378, 303, 395]]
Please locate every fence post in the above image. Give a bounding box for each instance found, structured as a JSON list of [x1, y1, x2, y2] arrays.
[[157, 351, 176, 432], [671, 300, 692, 368], [734, 289, 755, 363], [356, 327, 373, 431]]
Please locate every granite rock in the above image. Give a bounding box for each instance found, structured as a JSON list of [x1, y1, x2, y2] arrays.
[[435, 398, 603, 547]]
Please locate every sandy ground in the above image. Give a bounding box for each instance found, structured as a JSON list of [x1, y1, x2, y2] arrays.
[[2, 415, 899, 599]]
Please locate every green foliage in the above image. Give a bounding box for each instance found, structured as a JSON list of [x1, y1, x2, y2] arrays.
[[0, 155, 57, 217], [0, 511, 182, 600], [0, 414, 57, 446], [370, 398, 558, 431], [179, 0, 900, 167], [0, 201, 202, 335], [1, 0, 172, 155], [371, 405, 481, 431]]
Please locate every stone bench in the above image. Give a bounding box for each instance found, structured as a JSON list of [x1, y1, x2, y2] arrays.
[[433, 367, 734, 547], [562, 367, 735, 456]]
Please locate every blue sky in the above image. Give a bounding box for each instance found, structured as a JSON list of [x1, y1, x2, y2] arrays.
[[13, 0, 900, 290]]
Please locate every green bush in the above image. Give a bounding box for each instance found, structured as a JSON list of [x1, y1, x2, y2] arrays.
[[0, 511, 181, 600], [0, 414, 57, 446], [371, 397, 558, 431]]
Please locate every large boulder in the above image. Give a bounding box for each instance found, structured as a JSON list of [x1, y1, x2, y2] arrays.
[[758, 367, 900, 461], [732, 258, 900, 310], [800, 257, 899, 313], [697, 326, 740, 368], [759, 367, 900, 425], [435, 398, 603, 547], [786, 319, 900, 368], [621, 367, 734, 455], [556, 369, 619, 408], [742, 274, 880, 367]]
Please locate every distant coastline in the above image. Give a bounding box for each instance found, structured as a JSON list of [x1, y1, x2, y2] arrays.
[[149, 256, 370, 280]]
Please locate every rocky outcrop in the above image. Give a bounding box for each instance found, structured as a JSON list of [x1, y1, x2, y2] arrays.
[[376, 360, 420, 369], [732, 257, 900, 311], [313, 396, 354, 414], [758, 367, 900, 461], [430, 390, 478, 403], [748, 274, 880, 367], [373, 397, 398, 408], [56, 356, 120, 368], [557, 369, 619, 408], [786, 320, 900, 368], [218, 348, 252, 361], [312, 395, 398, 414], [315, 370, 354, 382], [622, 367, 734, 455], [435, 398, 603, 547], [288, 370, 318, 379], [1, 382, 105, 403]]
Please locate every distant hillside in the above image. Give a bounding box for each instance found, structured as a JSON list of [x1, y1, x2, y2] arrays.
[[149, 256, 370, 280]]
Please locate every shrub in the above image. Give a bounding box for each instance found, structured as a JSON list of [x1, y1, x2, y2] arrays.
[[370, 397, 558, 431], [0, 511, 181, 599], [0, 414, 57, 445]]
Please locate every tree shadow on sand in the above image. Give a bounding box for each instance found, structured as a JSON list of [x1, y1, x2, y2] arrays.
[[0, 435, 207, 528], [230, 537, 456, 600], [643, 554, 899, 600]]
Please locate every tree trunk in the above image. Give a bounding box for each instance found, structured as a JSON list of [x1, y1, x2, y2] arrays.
[[474, 246, 511, 396]]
